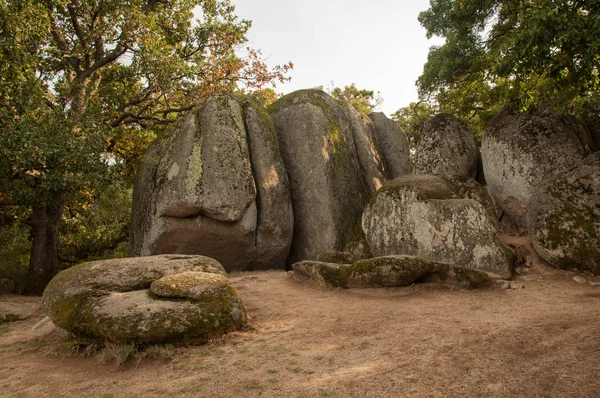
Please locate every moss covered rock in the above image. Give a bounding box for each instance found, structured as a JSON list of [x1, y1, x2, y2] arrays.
[[414, 114, 479, 178], [42, 255, 246, 344], [130, 93, 293, 271], [268, 89, 384, 263], [343, 240, 373, 261], [292, 260, 351, 288], [317, 251, 356, 264], [293, 255, 492, 289], [481, 110, 590, 228], [527, 152, 600, 274], [363, 175, 512, 278]]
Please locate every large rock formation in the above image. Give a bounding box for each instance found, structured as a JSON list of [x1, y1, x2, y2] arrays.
[[43, 255, 246, 344], [527, 152, 600, 274], [481, 111, 590, 228], [293, 256, 492, 289], [130, 94, 293, 271], [368, 112, 413, 177], [414, 114, 479, 178], [362, 175, 512, 278], [268, 89, 385, 263]]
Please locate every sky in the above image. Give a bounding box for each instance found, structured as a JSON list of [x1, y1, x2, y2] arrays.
[[230, 0, 443, 116]]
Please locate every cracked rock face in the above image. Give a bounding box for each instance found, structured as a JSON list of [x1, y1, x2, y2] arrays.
[[129, 94, 293, 271], [362, 175, 512, 278], [527, 152, 600, 274], [368, 112, 413, 178], [42, 255, 246, 344], [481, 111, 590, 228], [268, 89, 385, 263]]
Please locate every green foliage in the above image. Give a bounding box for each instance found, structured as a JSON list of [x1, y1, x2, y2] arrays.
[[417, 0, 600, 119], [319, 83, 383, 114], [0, 208, 31, 293], [0, 0, 292, 291], [58, 181, 132, 264], [391, 102, 438, 150]]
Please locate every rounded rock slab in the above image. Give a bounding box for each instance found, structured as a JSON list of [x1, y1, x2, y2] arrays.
[[42, 255, 246, 344]]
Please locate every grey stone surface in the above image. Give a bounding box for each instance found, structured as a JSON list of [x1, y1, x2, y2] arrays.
[[414, 114, 479, 178], [268, 89, 376, 263], [293, 255, 492, 289], [130, 94, 293, 271], [362, 175, 512, 278], [368, 112, 413, 177], [344, 105, 386, 194], [481, 111, 590, 228], [527, 152, 600, 274], [42, 255, 246, 344]]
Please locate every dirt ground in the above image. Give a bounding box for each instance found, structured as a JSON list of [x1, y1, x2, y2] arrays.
[[1, 245, 600, 397]]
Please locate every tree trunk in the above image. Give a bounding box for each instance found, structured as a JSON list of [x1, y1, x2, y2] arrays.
[[23, 194, 65, 296]]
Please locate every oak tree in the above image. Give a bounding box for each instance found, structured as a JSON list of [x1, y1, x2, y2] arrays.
[[0, 0, 292, 294]]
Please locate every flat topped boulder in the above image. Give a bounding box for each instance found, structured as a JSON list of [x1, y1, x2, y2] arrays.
[[362, 175, 512, 278], [293, 255, 492, 289], [42, 255, 246, 344], [527, 152, 600, 274]]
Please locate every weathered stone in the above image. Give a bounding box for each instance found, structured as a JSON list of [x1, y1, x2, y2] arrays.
[[573, 276, 588, 284], [368, 112, 413, 177], [268, 89, 377, 263], [42, 255, 246, 344], [32, 316, 57, 337], [0, 301, 38, 323], [345, 106, 387, 194], [414, 114, 479, 178], [293, 255, 492, 289], [481, 111, 590, 228], [0, 278, 15, 295], [362, 175, 512, 278], [343, 240, 372, 261], [130, 94, 293, 271], [527, 152, 600, 274], [292, 260, 351, 288], [150, 271, 230, 300], [317, 251, 355, 264]]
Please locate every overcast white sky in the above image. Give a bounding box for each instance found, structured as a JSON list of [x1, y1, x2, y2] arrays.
[[230, 0, 442, 116]]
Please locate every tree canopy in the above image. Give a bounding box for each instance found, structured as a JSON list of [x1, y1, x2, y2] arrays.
[[0, 0, 292, 294], [417, 0, 600, 119]]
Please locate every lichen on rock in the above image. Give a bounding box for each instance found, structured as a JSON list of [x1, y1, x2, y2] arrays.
[[292, 255, 493, 289], [268, 89, 380, 263], [362, 175, 512, 278], [527, 152, 600, 274], [42, 255, 246, 344]]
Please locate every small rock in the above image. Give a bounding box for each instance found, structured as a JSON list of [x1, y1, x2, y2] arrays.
[[508, 282, 524, 290], [589, 281, 600, 287], [31, 316, 57, 337], [497, 281, 511, 290], [515, 267, 523, 274], [0, 302, 38, 322], [573, 275, 587, 284], [521, 275, 543, 282]]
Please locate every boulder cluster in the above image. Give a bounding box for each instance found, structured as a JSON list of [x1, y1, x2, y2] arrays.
[[42, 89, 599, 345], [128, 90, 598, 281]]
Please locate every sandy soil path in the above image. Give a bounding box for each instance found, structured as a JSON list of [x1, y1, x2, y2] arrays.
[[1, 262, 599, 398]]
